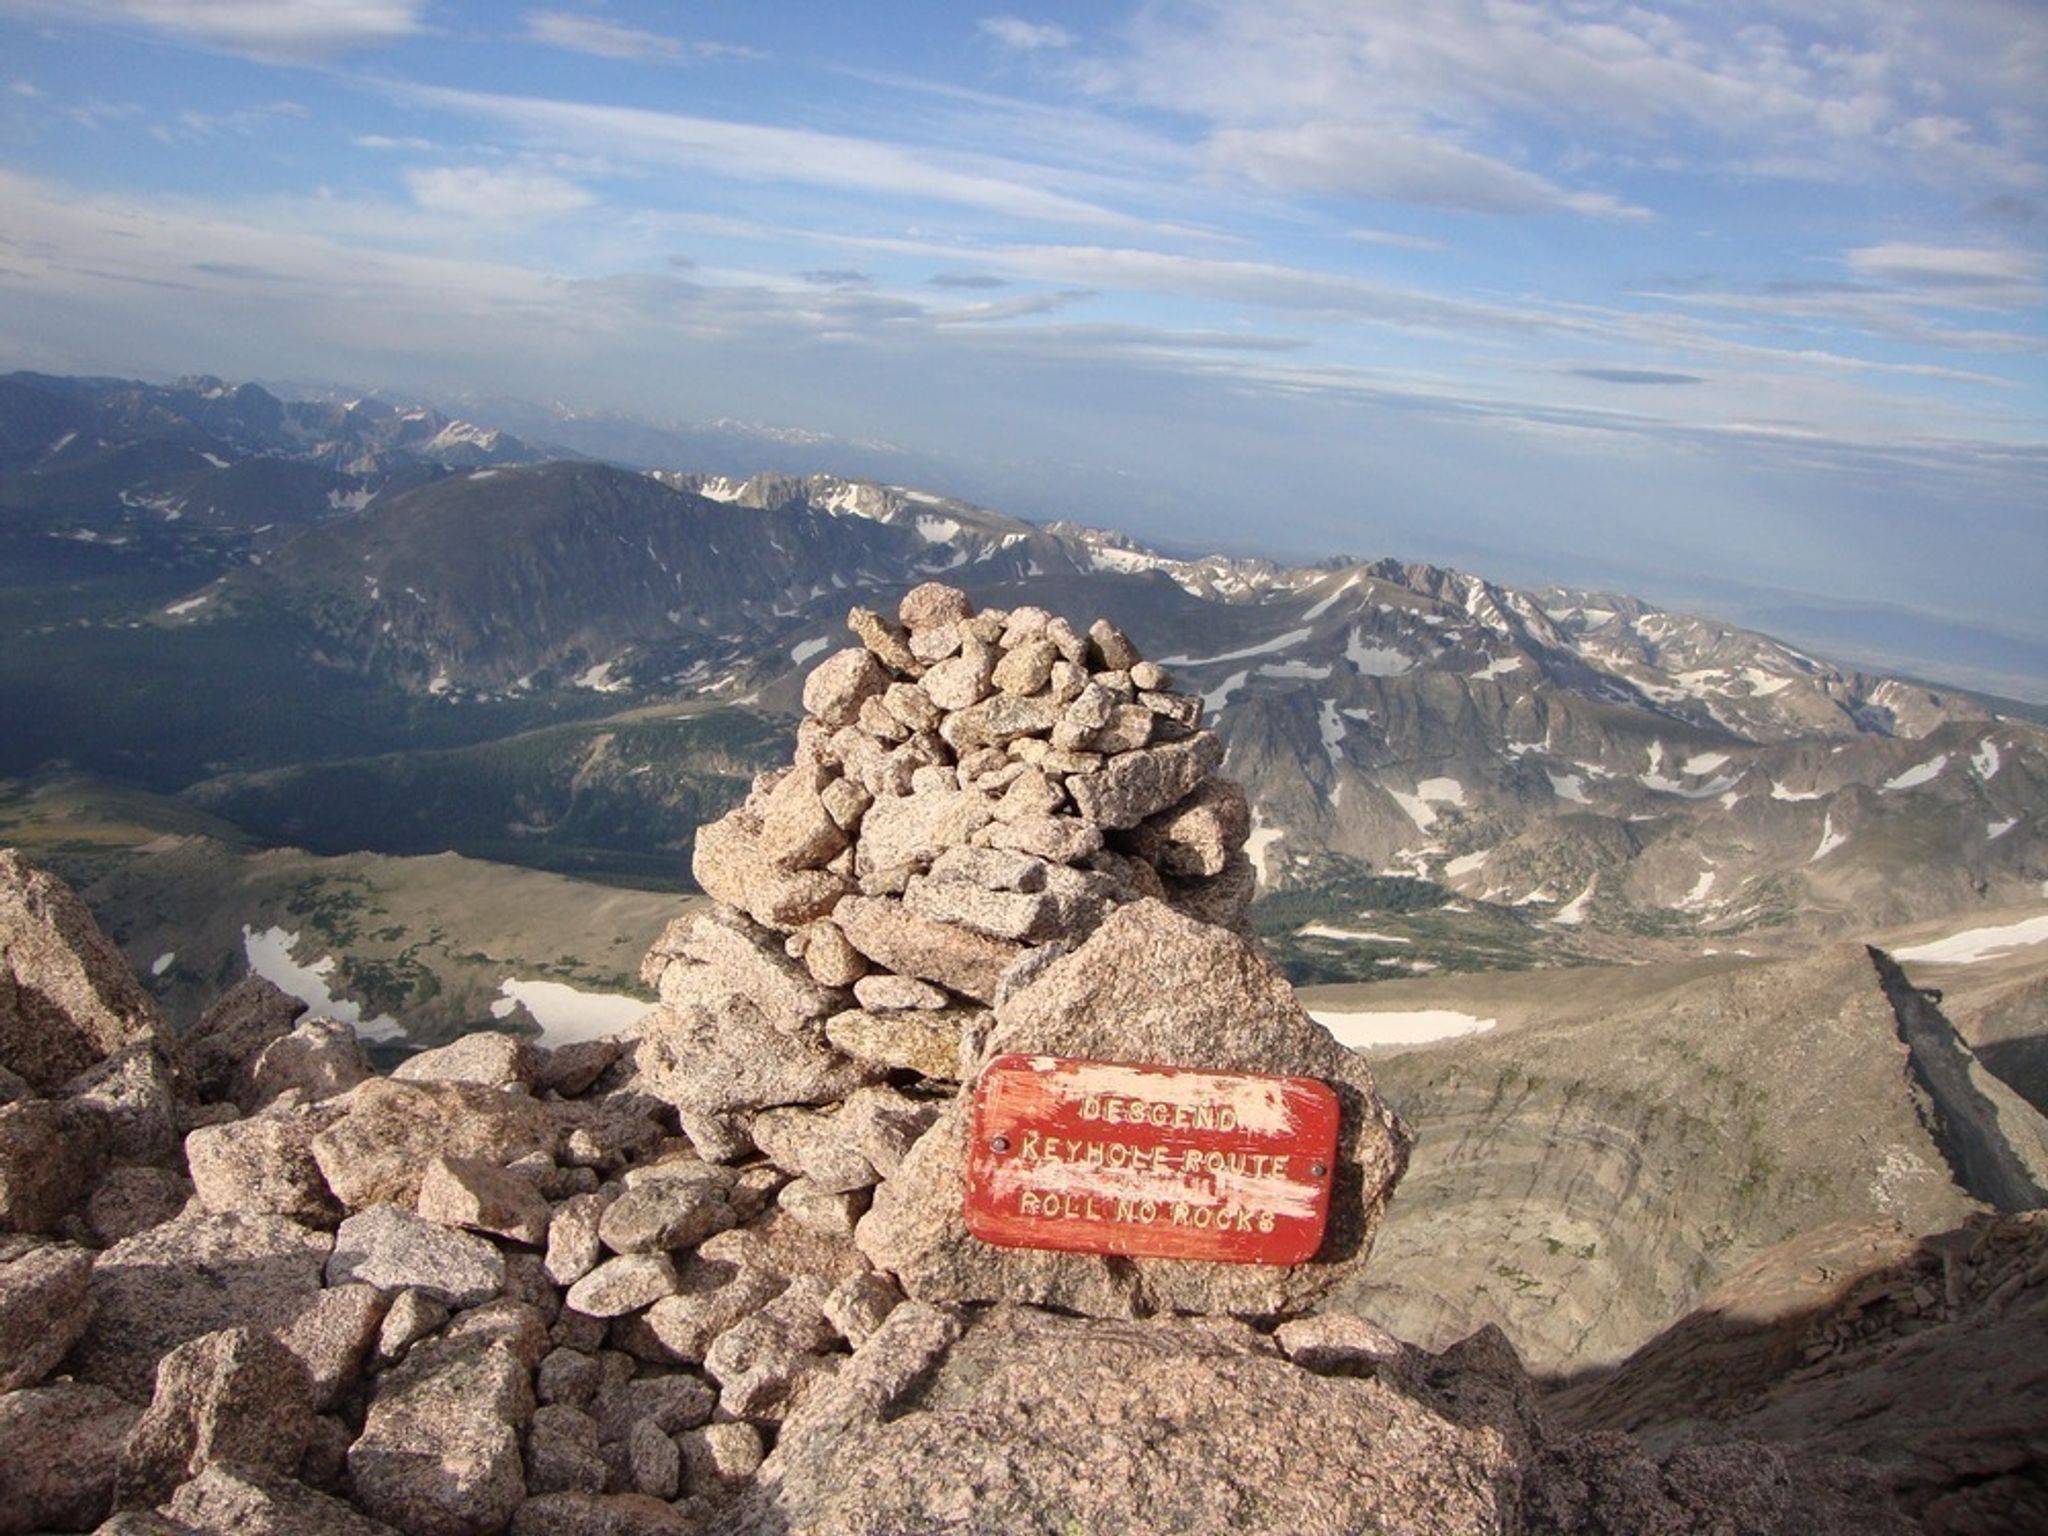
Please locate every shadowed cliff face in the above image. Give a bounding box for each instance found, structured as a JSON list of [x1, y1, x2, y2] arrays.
[[1867, 946, 2048, 1211], [1548, 1212, 2048, 1536], [1333, 944, 1981, 1372]]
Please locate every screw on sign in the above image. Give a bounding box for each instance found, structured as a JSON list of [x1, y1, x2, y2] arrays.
[[963, 1054, 1340, 1266]]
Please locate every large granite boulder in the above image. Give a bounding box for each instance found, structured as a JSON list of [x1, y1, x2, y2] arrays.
[[348, 1309, 540, 1536], [0, 1381, 140, 1534], [858, 899, 1411, 1318], [0, 1240, 93, 1391], [0, 849, 177, 1092], [309, 1077, 556, 1209], [114, 1325, 317, 1509], [69, 1209, 332, 1402]]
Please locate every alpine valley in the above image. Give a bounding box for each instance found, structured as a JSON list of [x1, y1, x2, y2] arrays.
[[6, 369, 2046, 1390]]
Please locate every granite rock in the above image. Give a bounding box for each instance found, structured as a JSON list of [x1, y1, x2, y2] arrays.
[[0, 1240, 93, 1391], [858, 900, 1411, 1320]]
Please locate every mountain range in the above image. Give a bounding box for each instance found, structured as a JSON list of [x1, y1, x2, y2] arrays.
[[2, 369, 2042, 1002]]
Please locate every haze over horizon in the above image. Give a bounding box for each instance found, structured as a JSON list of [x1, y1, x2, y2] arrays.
[[1, 1, 2042, 696]]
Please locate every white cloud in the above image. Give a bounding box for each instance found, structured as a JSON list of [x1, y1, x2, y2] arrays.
[[525, 10, 751, 63], [403, 84, 1158, 231], [1210, 122, 1648, 219], [67, 0, 427, 62], [403, 165, 593, 221], [1100, 0, 2046, 205], [1844, 243, 2040, 290], [980, 17, 1074, 52], [1346, 228, 1447, 253]]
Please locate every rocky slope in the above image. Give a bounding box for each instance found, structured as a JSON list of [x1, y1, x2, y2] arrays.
[[10, 592, 2033, 1533], [1336, 940, 2042, 1372]]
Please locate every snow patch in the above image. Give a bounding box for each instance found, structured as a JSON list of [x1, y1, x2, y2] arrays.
[[1309, 1009, 1497, 1050], [1317, 700, 1346, 774], [1297, 925, 1411, 944], [164, 591, 213, 617], [151, 952, 175, 977], [1552, 880, 1596, 925], [1387, 789, 1437, 832], [1473, 655, 1523, 681], [1260, 660, 1332, 680], [1881, 755, 1949, 793], [1346, 630, 1413, 676], [1972, 739, 2002, 780], [575, 660, 629, 693], [1244, 816, 1285, 886], [1547, 772, 1591, 805], [1809, 813, 1848, 863], [1445, 849, 1490, 878], [1987, 819, 2018, 841], [1416, 777, 1466, 806], [1160, 628, 1313, 667], [490, 978, 651, 1045], [1893, 915, 2048, 966], [789, 636, 831, 666], [1771, 782, 1822, 802], [1201, 670, 1249, 713], [1301, 574, 1358, 621], [1683, 752, 1730, 775], [242, 925, 400, 1040]]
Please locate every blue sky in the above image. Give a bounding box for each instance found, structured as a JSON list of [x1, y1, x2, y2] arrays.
[[2, 2, 2043, 692]]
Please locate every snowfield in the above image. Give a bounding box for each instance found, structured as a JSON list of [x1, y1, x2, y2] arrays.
[[1893, 914, 2048, 966], [1309, 1009, 1498, 1049]]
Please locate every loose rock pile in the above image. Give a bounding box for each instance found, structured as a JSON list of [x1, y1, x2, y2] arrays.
[[0, 592, 1953, 1535]]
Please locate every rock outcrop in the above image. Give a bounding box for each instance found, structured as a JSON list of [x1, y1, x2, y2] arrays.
[[0, 591, 2026, 1534]]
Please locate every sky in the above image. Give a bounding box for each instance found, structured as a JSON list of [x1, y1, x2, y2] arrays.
[[1, 1, 2044, 694]]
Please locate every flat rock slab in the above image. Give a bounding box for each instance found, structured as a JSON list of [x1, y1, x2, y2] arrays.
[[310, 1077, 558, 1210], [739, 1304, 1513, 1536], [630, 999, 883, 1127], [858, 899, 1410, 1319], [328, 1205, 507, 1308], [71, 1210, 332, 1403]]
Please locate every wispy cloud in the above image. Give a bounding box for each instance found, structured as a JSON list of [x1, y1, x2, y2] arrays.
[[150, 98, 308, 145], [1095, 0, 2046, 215], [403, 164, 593, 221], [980, 17, 1074, 52], [929, 272, 1011, 289], [524, 9, 756, 64], [1346, 228, 1448, 253], [1571, 368, 1704, 386], [931, 289, 1096, 324], [1844, 243, 2041, 293], [1210, 123, 1648, 219], [401, 83, 1165, 231], [6, 0, 428, 62]]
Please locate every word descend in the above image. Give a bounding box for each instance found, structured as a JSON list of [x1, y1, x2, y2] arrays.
[[963, 1054, 1340, 1265]]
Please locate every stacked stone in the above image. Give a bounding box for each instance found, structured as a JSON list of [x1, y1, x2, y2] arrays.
[[656, 581, 1253, 1149], [0, 715, 1938, 1532]]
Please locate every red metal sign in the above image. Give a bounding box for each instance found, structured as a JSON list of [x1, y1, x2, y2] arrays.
[[963, 1053, 1340, 1266]]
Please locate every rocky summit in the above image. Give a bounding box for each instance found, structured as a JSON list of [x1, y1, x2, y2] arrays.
[[0, 586, 2039, 1534]]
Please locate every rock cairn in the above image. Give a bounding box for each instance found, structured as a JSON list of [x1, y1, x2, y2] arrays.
[[0, 587, 1952, 1535], [663, 582, 1255, 1124]]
